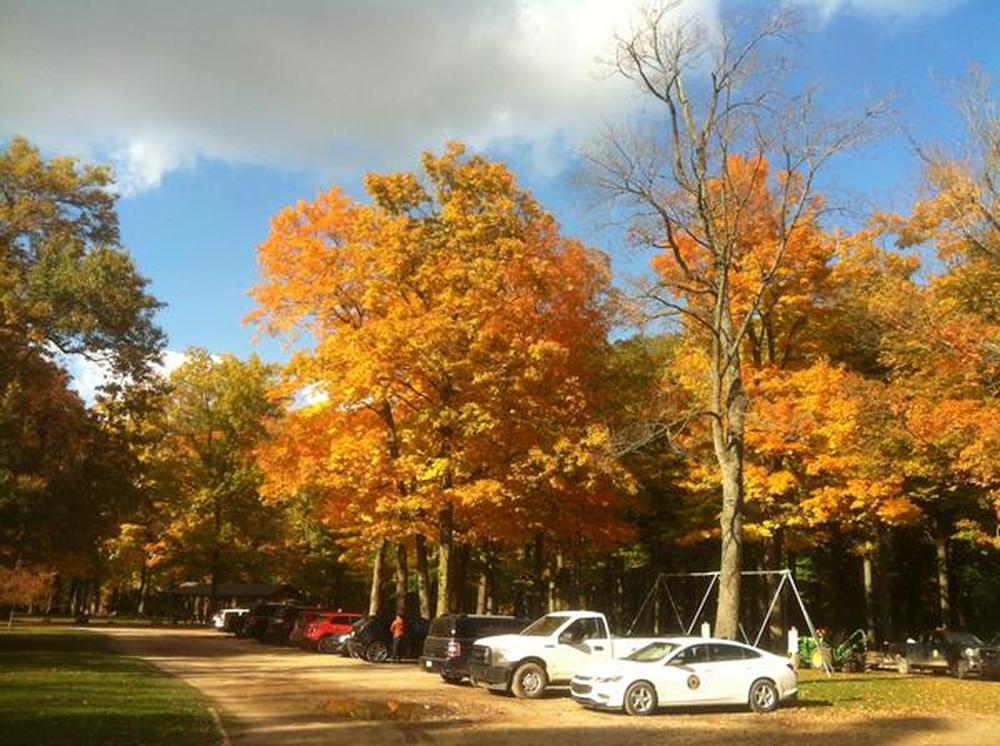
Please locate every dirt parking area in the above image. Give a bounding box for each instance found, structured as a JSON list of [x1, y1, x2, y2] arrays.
[[102, 627, 997, 745]]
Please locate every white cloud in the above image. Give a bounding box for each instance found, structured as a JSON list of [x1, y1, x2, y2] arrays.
[[0, 0, 717, 192], [113, 138, 197, 196], [63, 348, 193, 404], [0, 1, 967, 193]]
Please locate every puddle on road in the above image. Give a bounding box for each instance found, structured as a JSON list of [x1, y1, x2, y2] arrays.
[[323, 697, 457, 722]]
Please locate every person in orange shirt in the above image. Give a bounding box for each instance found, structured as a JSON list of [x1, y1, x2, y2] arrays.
[[390, 613, 406, 661]]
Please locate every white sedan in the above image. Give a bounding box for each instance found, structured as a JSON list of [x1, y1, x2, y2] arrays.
[[570, 637, 798, 716]]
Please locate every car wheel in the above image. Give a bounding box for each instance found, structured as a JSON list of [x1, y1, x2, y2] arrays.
[[896, 656, 910, 675], [748, 679, 779, 714], [441, 673, 464, 685], [511, 662, 548, 699], [317, 636, 339, 654], [623, 680, 658, 716], [366, 640, 389, 663]]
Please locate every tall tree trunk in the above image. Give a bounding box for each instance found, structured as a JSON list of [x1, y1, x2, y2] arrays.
[[45, 574, 58, 615], [715, 449, 745, 639], [452, 543, 469, 612], [394, 541, 409, 614], [414, 534, 432, 618], [137, 557, 148, 616], [369, 540, 388, 615], [476, 569, 488, 614], [88, 579, 101, 616], [765, 530, 785, 645], [862, 551, 876, 644], [533, 534, 546, 616], [935, 530, 951, 628], [876, 538, 893, 643], [478, 547, 496, 614], [210, 493, 221, 618], [435, 503, 454, 617], [712, 311, 748, 641]]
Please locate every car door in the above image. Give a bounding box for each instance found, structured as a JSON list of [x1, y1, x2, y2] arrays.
[[547, 617, 608, 681], [658, 643, 717, 704], [707, 643, 760, 703]]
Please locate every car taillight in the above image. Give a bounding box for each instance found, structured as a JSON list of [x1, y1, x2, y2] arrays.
[[447, 641, 462, 658]]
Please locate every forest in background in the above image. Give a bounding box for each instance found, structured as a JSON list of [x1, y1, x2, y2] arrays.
[[2, 10, 998, 646]]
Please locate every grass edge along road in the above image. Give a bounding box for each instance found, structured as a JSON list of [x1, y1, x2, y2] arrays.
[[797, 668, 1000, 716], [0, 626, 221, 746]]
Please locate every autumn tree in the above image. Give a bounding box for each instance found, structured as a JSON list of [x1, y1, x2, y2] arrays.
[[589, 4, 881, 637], [147, 349, 285, 610], [0, 137, 164, 586], [870, 72, 1000, 626], [0, 136, 163, 377], [252, 143, 634, 617]]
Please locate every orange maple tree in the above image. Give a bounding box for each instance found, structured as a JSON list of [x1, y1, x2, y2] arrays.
[[251, 143, 635, 615]]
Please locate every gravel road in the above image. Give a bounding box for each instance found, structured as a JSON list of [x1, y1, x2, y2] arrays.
[[101, 627, 997, 745]]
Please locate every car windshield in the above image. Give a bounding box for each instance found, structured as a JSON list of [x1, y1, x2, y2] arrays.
[[624, 641, 681, 662], [944, 631, 982, 645], [521, 614, 571, 636]]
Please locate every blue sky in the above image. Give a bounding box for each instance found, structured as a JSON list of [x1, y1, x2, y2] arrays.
[[1, 0, 997, 396]]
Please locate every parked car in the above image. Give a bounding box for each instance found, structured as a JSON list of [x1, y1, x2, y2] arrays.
[[288, 608, 329, 646], [571, 638, 798, 716], [237, 602, 285, 639], [469, 610, 660, 698], [211, 607, 249, 632], [420, 614, 530, 683], [980, 635, 1000, 679], [265, 604, 321, 644], [303, 612, 365, 653], [889, 629, 984, 678], [345, 612, 429, 662]]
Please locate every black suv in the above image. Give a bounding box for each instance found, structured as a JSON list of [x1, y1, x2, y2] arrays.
[[420, 614, 529, 683], [345, 613, 429, 662], [237, 602, 284, 639]]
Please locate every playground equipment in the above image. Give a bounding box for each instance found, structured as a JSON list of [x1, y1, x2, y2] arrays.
[[626, 569, 832, 675]]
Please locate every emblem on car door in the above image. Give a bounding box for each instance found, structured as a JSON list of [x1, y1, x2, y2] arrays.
[[687, 674, 700, 690]]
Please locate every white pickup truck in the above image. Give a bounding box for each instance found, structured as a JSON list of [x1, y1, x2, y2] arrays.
[[468, 610, 660, 698]]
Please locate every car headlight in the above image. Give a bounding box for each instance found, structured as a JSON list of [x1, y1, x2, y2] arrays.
[[492, 649, 508, 666], [596, 675, 623, 683], [965, 647, 978, 658]]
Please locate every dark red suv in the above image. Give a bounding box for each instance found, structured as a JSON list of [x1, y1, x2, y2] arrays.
[[303, 612, 365, 653]]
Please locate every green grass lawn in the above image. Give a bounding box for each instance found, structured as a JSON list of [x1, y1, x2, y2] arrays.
[[0, 627, 219, 746], [798, 668, 1000, 716]]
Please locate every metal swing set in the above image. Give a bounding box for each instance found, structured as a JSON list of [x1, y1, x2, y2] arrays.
[[626, 569, 832, 674]]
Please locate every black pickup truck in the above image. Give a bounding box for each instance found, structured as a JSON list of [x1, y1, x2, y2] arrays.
[[980, 635, 1000, 679], [889, 629, 984, 678]]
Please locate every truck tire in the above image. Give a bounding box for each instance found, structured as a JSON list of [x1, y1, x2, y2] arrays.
[[511, 662, 548, 699], [623, 680, 658, 716]]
